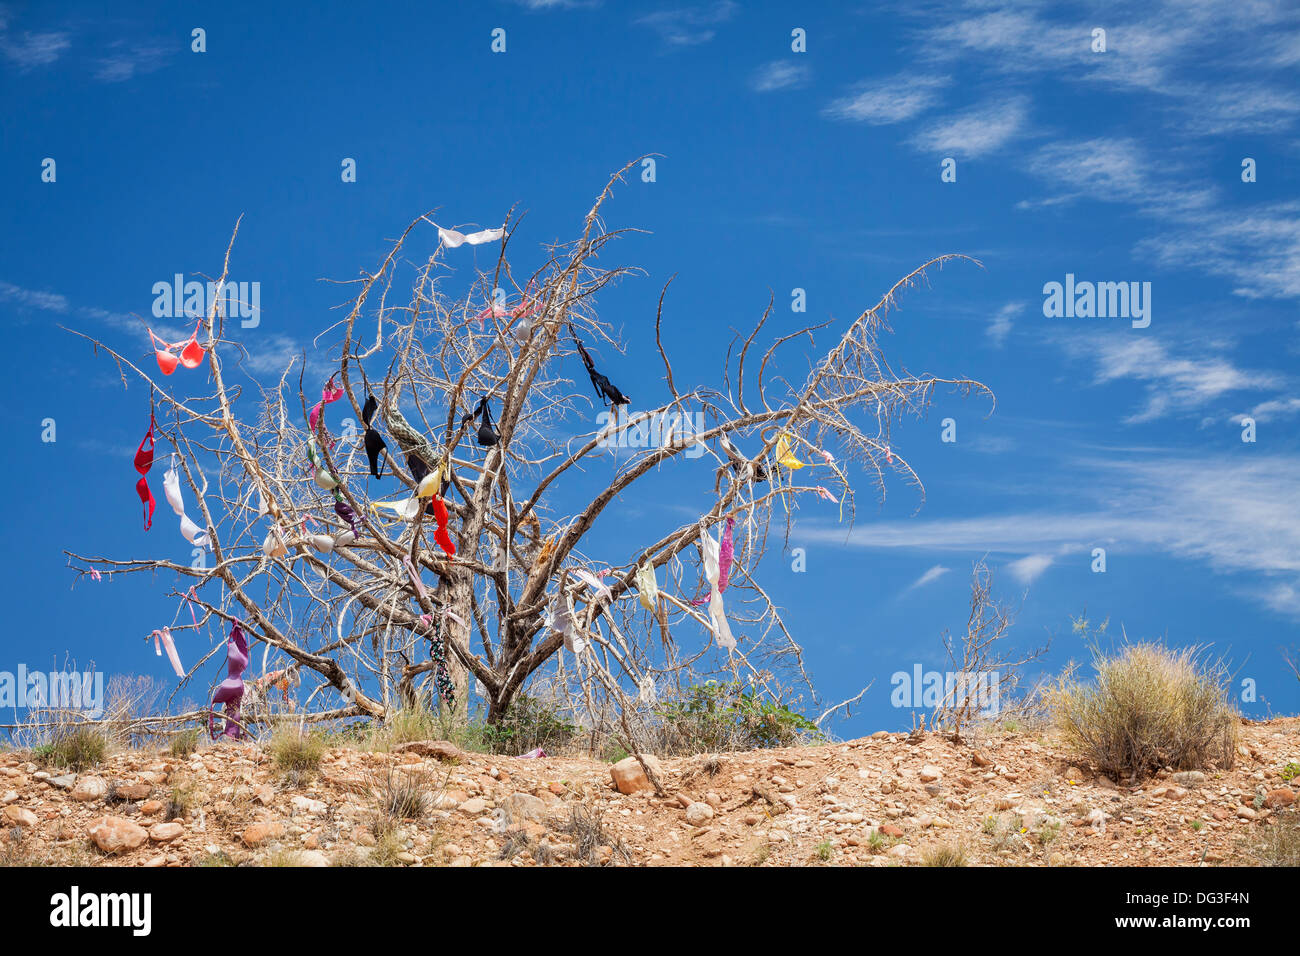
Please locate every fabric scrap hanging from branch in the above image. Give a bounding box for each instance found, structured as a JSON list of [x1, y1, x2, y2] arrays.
[[694, 520, 736, 651], [147, 321, 205, 376], [210, 621, 249, 740], [149, 626, 184, 677], [133, 413, 156, 530], [362, 394, 387, 479], [437, 225, 504, 248], [573, 337, 630, 407], [162, 454, 210, 548]]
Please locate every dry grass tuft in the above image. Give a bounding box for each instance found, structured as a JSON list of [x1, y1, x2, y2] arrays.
[[268, 724, 326, 782], [1049, 642, 1237, 781]]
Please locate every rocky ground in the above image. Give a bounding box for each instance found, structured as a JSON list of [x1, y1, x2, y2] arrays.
[[2, 717, 1297, 867]]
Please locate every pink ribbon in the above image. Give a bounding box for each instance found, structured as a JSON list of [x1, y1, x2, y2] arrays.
[[150, 627, 185, 677], [184, 587, 201, 630], [405, 556, 429, 601], [309, 375, 344, 434], [717, 516, 735, 593]]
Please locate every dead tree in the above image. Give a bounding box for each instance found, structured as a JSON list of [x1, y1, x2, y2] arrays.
[[67, 161, 992, 732], [932, 560, 1048, 741]]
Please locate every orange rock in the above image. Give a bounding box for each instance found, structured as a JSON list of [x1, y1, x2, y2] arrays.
[[241, 821, 285, 847], [87, 816, 148, 854]]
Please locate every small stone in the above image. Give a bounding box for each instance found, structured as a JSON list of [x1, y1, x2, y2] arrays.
[[115, 782, 153, 802], [242, 822, 285, 847], [291, 795, 327, 815], [1265, 788, 1296, 809], [610, 755, 662, 795], [685, 802, 714, 826], [918, 765, 942, 783], [1173, 771, 1207, 786], [47, 774, 76, 790], [880, 824, 904, 838], [458, 797, 488, 815], [140, 800, 165, 815], [3, 806, 38, 828], [87, 816, 148, 854], [298, 850, 330, 867], [506, 792, 546, 823], [392, 740, 464, 762], [149, 822, 184, 842], [71, 777, 109, 802]]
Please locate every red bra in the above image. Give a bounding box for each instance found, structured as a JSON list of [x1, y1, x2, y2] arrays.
[[134, 414, 156, 529], [149, 322, 206, 375]]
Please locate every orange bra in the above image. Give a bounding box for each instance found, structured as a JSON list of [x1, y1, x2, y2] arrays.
[[149, 321, 206, 375]]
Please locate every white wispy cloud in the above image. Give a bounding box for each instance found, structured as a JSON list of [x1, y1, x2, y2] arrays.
[[1232, 396, 1300, 424], [1135, 200, 1300, 300], [0, 280, 70, 313], [987, 302, 1021, 347], [795, 451, 1300, 616], [1, 28, 69, 68], [1074, 335, 1280, 424], [903, 564, 950, 593], [822, 73, 948, 123], [1005, 553, 1053, 585], [1024, 138, 1300, 301], [635, 1, 735, 47], [751, 60, 809, 92], [919, 1, 1300, 135], [93, 41, 169, 83], [513, 0, 600, 8], [0, 279, 142, 334], [867, 4, 1300, 302], [908, 97, 1028, 157]]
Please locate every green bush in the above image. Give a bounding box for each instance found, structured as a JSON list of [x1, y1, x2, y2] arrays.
[[655, 681, 823, 754], [479, 695, 579, 756], [33, 726, 107, 770]]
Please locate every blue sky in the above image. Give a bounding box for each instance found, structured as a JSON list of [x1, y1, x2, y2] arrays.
[[1, 0, 1298, 737]]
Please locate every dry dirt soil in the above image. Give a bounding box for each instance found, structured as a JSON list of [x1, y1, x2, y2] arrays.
[[3, 717, 1297, 867]]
